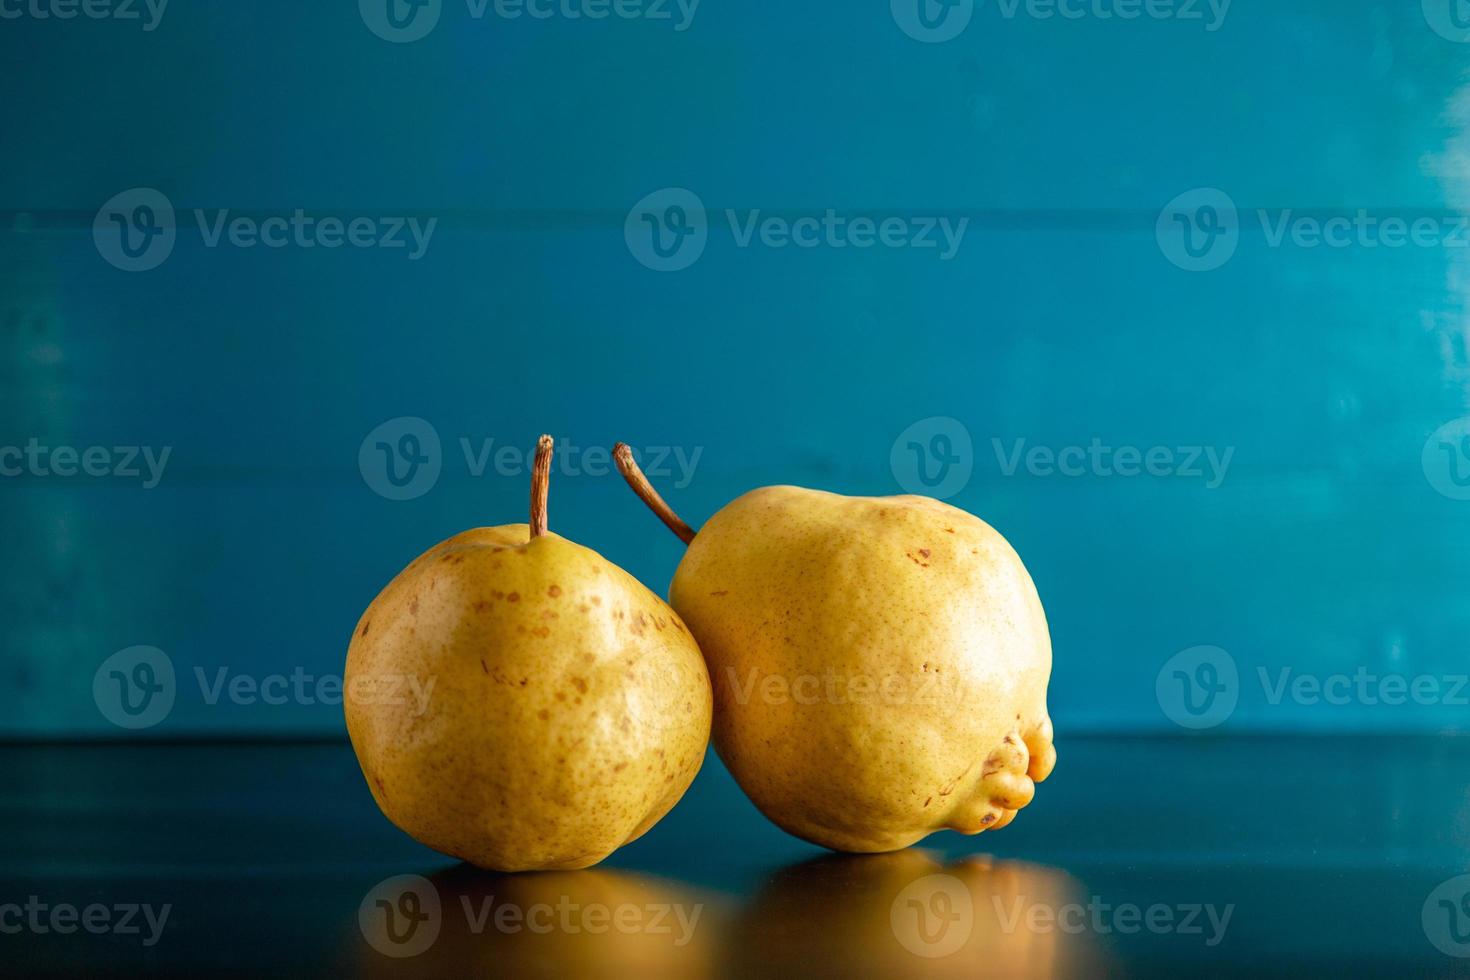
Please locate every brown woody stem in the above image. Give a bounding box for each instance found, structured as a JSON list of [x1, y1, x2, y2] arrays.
[[530, 434, 553, 538], [612, 442, 697, 545]]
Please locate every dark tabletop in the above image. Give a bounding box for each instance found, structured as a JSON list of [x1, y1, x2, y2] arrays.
[[5, 734, 1470, 978]]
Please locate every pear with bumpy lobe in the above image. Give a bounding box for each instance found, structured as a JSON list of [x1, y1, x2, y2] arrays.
[[345, 437, 712, 872], [614, 445, 1054, 854]]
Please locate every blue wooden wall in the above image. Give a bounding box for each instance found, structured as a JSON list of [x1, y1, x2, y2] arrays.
[[3, 1, 1470, 734]]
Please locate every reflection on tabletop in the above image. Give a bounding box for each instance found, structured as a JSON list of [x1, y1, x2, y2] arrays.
[[344, 851, 1109, 979]]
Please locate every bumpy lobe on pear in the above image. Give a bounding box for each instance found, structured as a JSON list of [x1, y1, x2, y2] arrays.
[[670, 487, 1054, 853], [345, 526, 712, 871]]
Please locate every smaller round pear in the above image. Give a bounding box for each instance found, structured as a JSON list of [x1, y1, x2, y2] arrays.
[[345, 436, 713, 871]]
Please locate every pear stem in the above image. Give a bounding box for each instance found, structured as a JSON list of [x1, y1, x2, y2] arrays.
[[530, 434, 553, 538], [612, 442, 697, 545]]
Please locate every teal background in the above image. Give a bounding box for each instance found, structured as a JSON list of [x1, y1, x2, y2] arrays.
[[4, 1, 1470, 735]]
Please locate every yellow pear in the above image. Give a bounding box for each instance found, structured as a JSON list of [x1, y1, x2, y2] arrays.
[[613, 445, 1054, 854], [345, 436, 712, 871]]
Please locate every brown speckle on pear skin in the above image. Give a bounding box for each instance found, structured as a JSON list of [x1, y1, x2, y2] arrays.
[[664, 485, 1051, 852], [343, 526, 712, 872]]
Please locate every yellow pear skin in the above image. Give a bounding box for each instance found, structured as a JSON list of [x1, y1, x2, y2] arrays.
[[667, 486, 1054, 854], [345, 519, 712, 872]]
